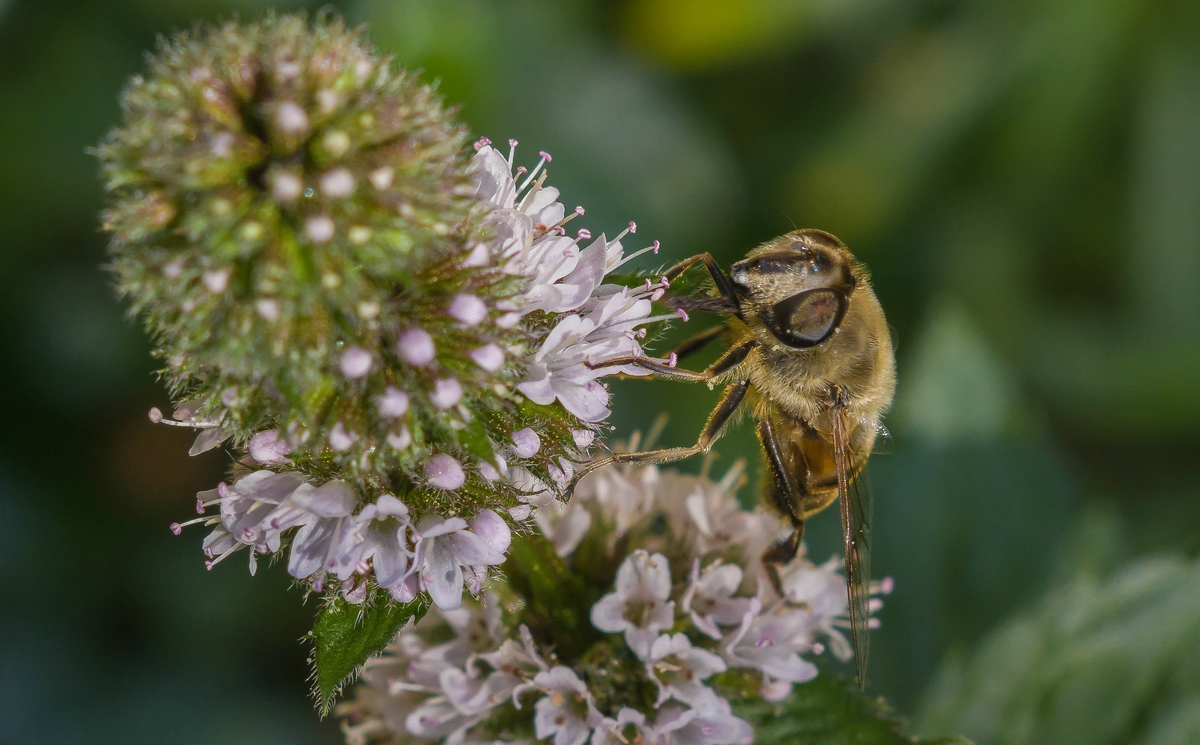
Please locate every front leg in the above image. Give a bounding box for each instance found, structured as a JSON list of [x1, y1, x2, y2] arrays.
[[662, 252, 737, 301], [561, 379, 751, 502], [587, 339, 756, 383]]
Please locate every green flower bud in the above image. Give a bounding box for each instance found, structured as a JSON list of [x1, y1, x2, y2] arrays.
[[94, 14, 558, 511]]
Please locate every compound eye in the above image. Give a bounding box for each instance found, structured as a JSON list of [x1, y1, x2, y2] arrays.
[[761, 288, 847, 348]]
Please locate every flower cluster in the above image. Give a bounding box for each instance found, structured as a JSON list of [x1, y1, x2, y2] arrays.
[[471, 139, 674, 423], [100, 15, 679, 612], [339, 455, 892, 744], [175, 468, 512, 608]]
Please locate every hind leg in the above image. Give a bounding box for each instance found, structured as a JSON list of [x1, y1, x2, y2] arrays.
[[757, 418, 808, 596]]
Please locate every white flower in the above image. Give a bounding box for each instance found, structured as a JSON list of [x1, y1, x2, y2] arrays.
[[681, 560, 756, 640], [646, 633, 727, 707], [778, 556, 850, 642], [286, 480, 359, 589], [534, 501, 593, 558], [473, 144, 605, 315], [247, 429, 292, 464], [184, 470, 310, 574], [406, 694, 481, 741], [413, 512, 511, 610], [335, 494, 412, 597], [720, 605, 818, 698], [591, 708, 654, 745], [590, 550, 675, 659], [518, 288, 656, 422], [577, 461, 660, 536], [654, 700, 753, 745], [528, 666, 602, 745]]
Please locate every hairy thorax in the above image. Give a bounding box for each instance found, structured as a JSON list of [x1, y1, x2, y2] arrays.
[[738, 284, 895, 436]]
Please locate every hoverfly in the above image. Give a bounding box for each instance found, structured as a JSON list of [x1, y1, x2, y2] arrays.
[[562, 229, 896, 687]]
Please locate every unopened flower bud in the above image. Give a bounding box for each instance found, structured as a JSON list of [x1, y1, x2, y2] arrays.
[[425, 454, 465, 490], [398, 328, 435, 366]]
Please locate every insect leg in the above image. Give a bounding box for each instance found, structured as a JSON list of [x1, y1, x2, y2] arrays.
[[586, 339, 756, 383], [661, 253, 737, 300], [560, 379, 750, 501], [757, 419, 808, 594]]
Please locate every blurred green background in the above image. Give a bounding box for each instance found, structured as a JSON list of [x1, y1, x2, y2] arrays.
[[2, 0, 1199, 742]]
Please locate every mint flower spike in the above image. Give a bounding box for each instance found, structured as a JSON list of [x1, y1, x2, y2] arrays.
[[105, 14, 681, 618]]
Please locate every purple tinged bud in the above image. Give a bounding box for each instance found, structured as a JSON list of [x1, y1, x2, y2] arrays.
[[170, 523, 182, 535], [249, 429, 292, 465], [397, 328, 436, 366], [275, 101, 308, 134], [376, 386, 410, 418], [430, 378, 463, 409], [339, 346, 373, 378], [463, 242, 489, 268], [470, 344, 505, 372], [329, 422, 355, 452], [425, 454, 465, 490], [478, 460, 500, 482], [320, 168, 355, 198], [509, 504, 532, 521], [474, 136, 491, 150], [163, 259, 185, 279], [386, 428, 412, 450], [447, 294, 487, 326], [368, 167, 394, 191], [305, 215, 335, 244], [571, 429, 595, 450], [256, 299, 281, 320], [202, 269, 230, 293], [510, 428, 541, 458], [148, 407, 163, 423], [470, 509, 511, 554], [271, 172, 303, 202]]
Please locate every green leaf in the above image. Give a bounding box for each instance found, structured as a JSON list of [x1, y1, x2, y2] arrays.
[[309, 590, 427, 716], [917, 556, 1200, 745], [735, 674, 970, 745]]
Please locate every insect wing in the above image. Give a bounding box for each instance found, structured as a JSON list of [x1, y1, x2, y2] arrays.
[[831, 405, 873, 689]]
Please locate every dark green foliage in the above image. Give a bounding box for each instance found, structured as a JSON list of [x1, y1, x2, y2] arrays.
[[310, 589, 427, 717], [736, 674, 971, 745], [918, 556, 1200, 745]]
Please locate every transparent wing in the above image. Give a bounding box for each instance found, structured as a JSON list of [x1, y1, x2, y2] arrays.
[[831, 403, 873, 689]]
